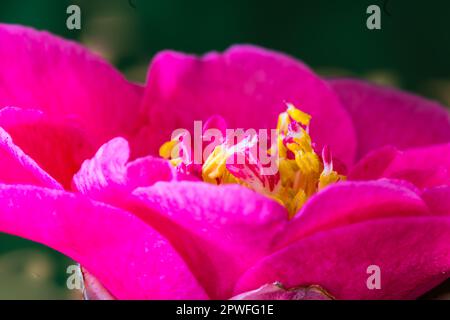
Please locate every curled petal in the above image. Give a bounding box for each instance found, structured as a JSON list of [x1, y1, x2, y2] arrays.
[[350, 143, 450, 189], [382, 144, 450, 189], [348, 146, 399, 181], [73, 137, 196, 204], [0, 126, 61, 189], [0, 107, 94, 188]]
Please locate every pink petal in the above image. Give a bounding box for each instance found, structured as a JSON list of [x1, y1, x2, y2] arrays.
[[127, 156, 197, 183], [348, 146, 399, 181], [329, 79, 450, 160], [0, 184, 208, 299], [0, 126, 61, 189], [277, 180, 429, 247], [350, 143, 450, 189], [382, 144, 450, 189], [0, 24, 147, 157], [235, 217, 450, 299], [422, 186, 450, 216], [143, 45, 356, 167], [73, 137, 195, 204], [131, 182, 288, 299], [72, 137, 130, 201], [0, 107, 95, 188]]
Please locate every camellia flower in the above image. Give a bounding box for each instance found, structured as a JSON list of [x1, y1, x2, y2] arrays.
[[0, 23, 449, 300]]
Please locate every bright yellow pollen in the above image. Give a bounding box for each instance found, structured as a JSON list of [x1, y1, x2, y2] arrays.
[[277, 112, 290, 134], [319, 170, 341, 190], [286, 102, 311, 126], [160, 103, 345, 218], [159, 140, 178, 159], [201, 145, 228, 183]]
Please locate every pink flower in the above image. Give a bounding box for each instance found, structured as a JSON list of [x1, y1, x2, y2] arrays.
[[0, 24, 449, 300]]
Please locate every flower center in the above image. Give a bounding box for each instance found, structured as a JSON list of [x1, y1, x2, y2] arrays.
[[159, 103, 345, 217]]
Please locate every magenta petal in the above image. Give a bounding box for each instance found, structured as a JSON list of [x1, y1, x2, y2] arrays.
[[0, 184, 208, 299], [351, 143, 450, 189], [278, 180, 429, 247], [143, 45, 356, 166], [382, 143, 450, 189], [235, 217, 450, 299], [131, 182, 288, 299], [0, 107, 95, 188], [329, 79, 450, 160], [127, 156, 196, 184], [73, 138, 194, 204], [0, 24, 146, 156], [0, 127, 61, 188], [422, 186, 450, 216], [72, 137, 130, 201], [348, 146, 399, 181]]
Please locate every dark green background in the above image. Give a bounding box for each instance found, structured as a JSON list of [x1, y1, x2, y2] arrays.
[[0, 0, 449, 299]]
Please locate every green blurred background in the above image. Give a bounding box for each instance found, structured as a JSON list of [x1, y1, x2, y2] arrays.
[[0, 0, 449, 299]]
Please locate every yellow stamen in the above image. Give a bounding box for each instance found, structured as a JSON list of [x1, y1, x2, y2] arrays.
[[277, 112, 290, 134], [159, 103, 345, 218], [202, 145, 229, 183], [286, 103, 311, 126], [159, 140, 178, 159], [319, 170, 345, 191]]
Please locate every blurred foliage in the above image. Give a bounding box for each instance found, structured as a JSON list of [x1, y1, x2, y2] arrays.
[[0, 0, 449, 299]]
